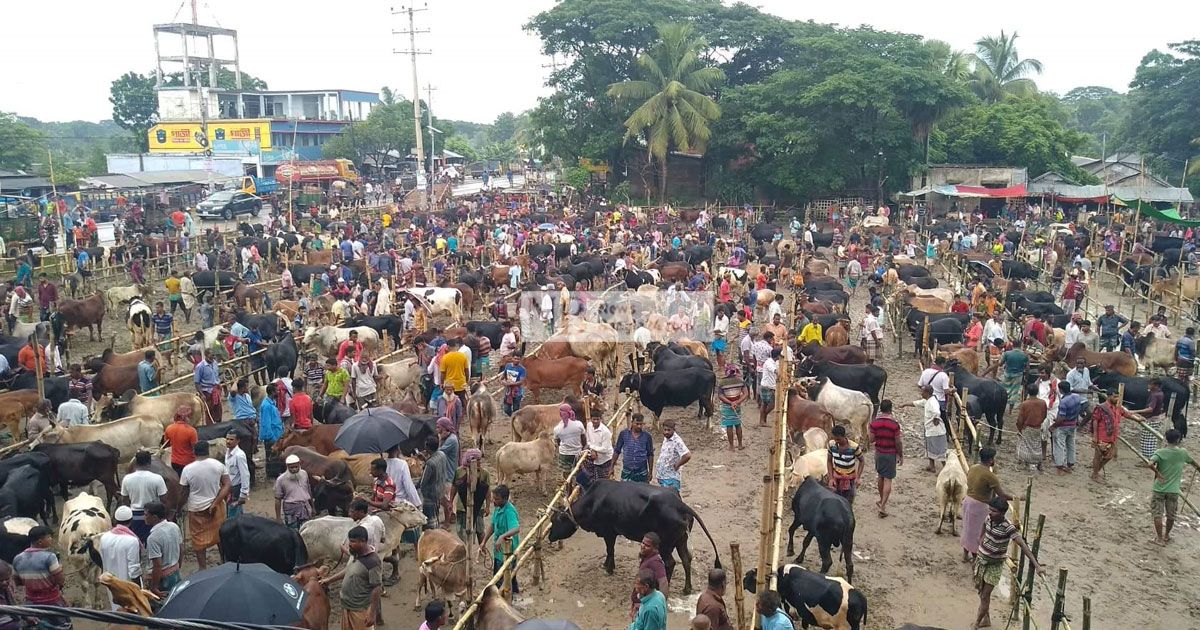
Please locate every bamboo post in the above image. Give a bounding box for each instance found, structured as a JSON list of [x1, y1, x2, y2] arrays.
[[767, 356, 791, 587], [922, 316, 930, 367], [465, 458, 478, 595], [1021, 514, 1046, 630], [730, 543, 747, 630], [1050, 568, 1069, 630], [1082, 597, 1091, 630], [1010, 476, 1033, 619]]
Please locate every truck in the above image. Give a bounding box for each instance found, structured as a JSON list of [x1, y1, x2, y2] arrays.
[[274, 159, 360, 187], [238, 175, 278, 196]]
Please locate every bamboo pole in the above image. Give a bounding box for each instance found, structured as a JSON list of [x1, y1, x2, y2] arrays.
[[465, 458, 478, 595], [1050, 569, 1069, 630], [767, 354, 791, 588], [730, 543, 747, 630], [1081, 597, 1091, 630], [1021, 514, 1046, 630]]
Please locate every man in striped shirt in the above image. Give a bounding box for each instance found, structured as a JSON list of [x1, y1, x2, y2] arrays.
[[867, 400, 903, 517], [826, 425, 864, 504], [973, 497, 1043, 630]]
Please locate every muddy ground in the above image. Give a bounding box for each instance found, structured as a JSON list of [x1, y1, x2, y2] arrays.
[[48, 245, 1200, 630]]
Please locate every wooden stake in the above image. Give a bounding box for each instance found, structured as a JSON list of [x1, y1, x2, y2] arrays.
[[1021, 514, 1046, 630], [730, 543, 747, 630], [465, 458, 478, 595], [1050, 568, 1069, 630]]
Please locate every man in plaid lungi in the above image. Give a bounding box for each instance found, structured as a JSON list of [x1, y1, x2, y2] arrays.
[[861, 305, 883, 359]]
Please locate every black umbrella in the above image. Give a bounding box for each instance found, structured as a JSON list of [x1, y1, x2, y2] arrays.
[[156, 562, 306, 625], [334, 406, 419, 454]]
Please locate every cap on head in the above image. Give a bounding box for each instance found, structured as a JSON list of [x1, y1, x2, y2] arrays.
[[285, 454, 301, 465], [114, 506, 133, 522]]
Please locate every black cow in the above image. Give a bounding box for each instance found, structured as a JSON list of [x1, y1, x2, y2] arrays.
[[806, 289, 850, 310], [192, 270, 243, 300], [1161, 248, 1182, 269], [618, 369, 716, 422], [314, 399, 356, 425], [945, 360, 1007, 444], [33, 442, 121, 514], [797, 360, 888, 406], [265, 331, 298, 380], [562, 263, 596, 290], [788, 477, 856, 581], [804, 277, 843, 292], [1093, 370, 1190, 437], [896, 264, 929, 279], [1013, 301, 1065, 321], [1001, 260, 1039, 280], [527, 244, 553, 260], [0, 466, 52, 523], [907, 318, 965, 354], [904, 311, 969, 338], [648, 344, 712, 372], [236, 310, 279, 341], [465, 321, 505, 351], [0, 520, 30, 564], [5, 375, 69, 410], [344, 314, 405, 348], [743, 565, 868, 630], [1150, 236, 1184, 254], [547, 480, 721, 594], [905, 276, 939, 290], [285, 264, 329, 285], [620, 269, 655, 290], [219, 514, 309, 574], [685, 245, 713, 266], [750, 223, 779, 243]]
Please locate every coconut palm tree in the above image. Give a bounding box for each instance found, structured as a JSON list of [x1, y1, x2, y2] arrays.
[[969, 30, 1044, 103], [607, 23, 724, 201]]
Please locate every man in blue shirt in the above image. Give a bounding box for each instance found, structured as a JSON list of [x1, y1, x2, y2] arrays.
[[137, 350, 159, 394], [756, 590, 794, 630], [1175, 326, 1196, 384], [1120, 321, 1141, 356], [339, 238, 353, 263], [1096, 305, 1129, 352], [613, 413, 654, 482], [193, 348, 222, 424], [151, 302, 174, 346], [501, 355, 525, 416], [228, 377, 257, 425], [1050, 381, 1081, 473], [628, 570, 667, 630]]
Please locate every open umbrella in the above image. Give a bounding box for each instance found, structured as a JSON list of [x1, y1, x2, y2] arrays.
[[157, 562, 306, 625], [334, 406, 422, 454]]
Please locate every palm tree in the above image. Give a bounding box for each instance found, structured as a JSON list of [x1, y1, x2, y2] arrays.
[[607, 24, 724, 201], [969, 30, 1044, 103]]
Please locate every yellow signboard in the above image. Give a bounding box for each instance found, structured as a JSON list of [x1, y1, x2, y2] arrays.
[[148, 119, 273, 153]]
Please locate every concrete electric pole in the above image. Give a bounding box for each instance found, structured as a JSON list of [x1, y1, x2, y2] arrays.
[[392, 4, 429, 197]]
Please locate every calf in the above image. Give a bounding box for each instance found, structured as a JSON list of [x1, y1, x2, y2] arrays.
[[376, 358, 422, 402], [127, 299, 153, 351], [495, 434, 556, 493], [277, 426, 342, 455], [787, 449, 829, 488], [59, 492, 111, 609], [788, 477, 856, 582], [935, 452, 967, 535], [466, 383, 497, 451], [548, 479, 721, 594], [0, 465, 51, 523], [292, 565, 331, 630], [218, 513, 309, 574], [521, 354, 589, 404], [742, 564, 867, 630], [415, 528, 470, 611]]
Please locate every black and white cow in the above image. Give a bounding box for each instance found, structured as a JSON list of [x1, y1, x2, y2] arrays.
[[742, 564, 868, 630]]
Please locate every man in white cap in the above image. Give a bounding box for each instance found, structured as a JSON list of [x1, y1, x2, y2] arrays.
[[98, 505, 143, 609], [274, 454, 315, 530]]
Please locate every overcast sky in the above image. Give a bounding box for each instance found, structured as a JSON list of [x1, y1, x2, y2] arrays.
[[2, 0, 1195, 125]]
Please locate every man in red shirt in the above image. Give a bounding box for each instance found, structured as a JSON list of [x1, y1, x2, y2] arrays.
[[1061, 275, 1082, 315], [336, 330, 363, 365], [867, 400, 903, 517], [951, 294, 971, 314], [1091, 390, 1128, 482], [290, 379, 314, 430], [163, 407, 199, 475]]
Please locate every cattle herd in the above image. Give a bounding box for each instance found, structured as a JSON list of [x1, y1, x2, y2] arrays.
[[0, 196, 1194, 629]]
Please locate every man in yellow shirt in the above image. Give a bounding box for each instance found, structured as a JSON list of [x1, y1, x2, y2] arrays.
[[165, 271, 187, 319], [799, 320, 824, 346], [440, 338, 469, 399], [382, 212, 392, 228]]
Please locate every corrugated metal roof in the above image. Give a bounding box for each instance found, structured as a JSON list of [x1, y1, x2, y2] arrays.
[[82, 174, 151, 189], [0, 176, 54, 189], [1027, 181, 1194, 203], [131, 170, 231, 185]]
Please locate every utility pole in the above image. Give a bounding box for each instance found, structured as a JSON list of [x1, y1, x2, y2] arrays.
[[425, 82, 438, 188], [392, 4, 429, 197], [190, 0, 199, 24]]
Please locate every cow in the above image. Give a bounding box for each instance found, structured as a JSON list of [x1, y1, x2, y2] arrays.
[[126, 298, 153, 351], [548, 479, 721, 594], [495, 433, 556, 493], [90, 362, 143, 401], [4, 374, 69, 411], [300, 505, 426, 580], [509, 400, 599, 442], [935, 451, 967, 535], [32, 443, 120, 513], [474, 585, 524, 629], [303, 326, 381, 359], [344, 314, 406, 349], [618, 369, 716, 425], [105, 285, 149, 312], [798, 360, 888, 407], [59, 492, 111, 609], [1045, 341, 1137, 377], [540, 320, 620, 378], [34, 416, 163, 462], [279, 445, 355, 487], [56, 291, 106, 341], [1092, 370, 1190, 436], [786, 391, 835, 446], [192, 270, 243, 301], [798, 343, 868, 365], [945, 359, 1007, 445], [218, 513, 309, 574], [520, 354, 589, 404], [265, 331, 299, 379], [937, 347, 980, 375], [124, 457, 183, 520], [1001, 260, 1039, 280], [648, 343, 712, 372], [401, 287, 464, 323], [788, 477, 856, 582], [802, 379, 873, 442], [742, 564, 868, 630], [415, 528, 470, 611], [99, 571, 160, 616], [94, 391, 206, 426], [314, 399, 356, 426], [467, 383, 497, 450], [376, 358, 423, 402], [291, 565, 331, 630], [0, 465, 51, 523]]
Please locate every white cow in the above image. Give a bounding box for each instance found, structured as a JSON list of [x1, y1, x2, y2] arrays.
[[935, 451, 968, 535], [59, 492, 111, 609], [9, 320, 47, 341], [377, 358, 422, 401], [35, 416, 164, 460], [811, 379, 873, 442], [127, 299, 153, 350], [302, 326, 381, 359], [300, 503, 426, 569], [94, 391, 206, 427], [106, 285, 148, 312], [495, 434, 556, 493], [402, 288, 463, 323], [1138, 332, 1174, 375]]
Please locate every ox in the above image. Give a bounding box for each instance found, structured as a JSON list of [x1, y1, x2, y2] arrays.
[[303, 326, 381, 359], [495, 434, 556, 493], [788, 477, 856, 582], [935, 452, 967, 535], [59, 492, 111, 609], [742, 564, 868, 630], [520, 354, 589, 404]]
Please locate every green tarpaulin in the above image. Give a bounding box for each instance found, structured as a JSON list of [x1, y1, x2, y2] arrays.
[[1116, 198, 1200, 227]]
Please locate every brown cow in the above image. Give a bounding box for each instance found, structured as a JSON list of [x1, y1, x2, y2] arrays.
[[92, 363, 143, 399], [658, 262, 690, 283], [415, 528, 469, 612], [1049, 342, 1138, 377], [306, 250, 334, 266], [510, 399, 601, 442], [786, 390, 834, 445], [232, 281, 263, 312], [84, 348, 144, 372], [938, 347, 980, 375], [292, 565, 331, 630], [907, 296, 950, 313], [279, 445, 355, 484], [453, 283, 476, 316], [800, 301, 831, 315], [799, 342, 867, 364], [276, 427, 342, 456], [825, 321, 850, 347], [520, 354, 589, 404], [56, 291, 106, 341]]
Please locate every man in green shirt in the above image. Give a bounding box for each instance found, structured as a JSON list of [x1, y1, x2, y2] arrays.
[[1149, 429, 1200, 545], [983, 339, 1028, 413], [321, 526, 382, 630], [322, 357, 350, 405], [629, 570, 667, 630], [480, 484, 520, 595]]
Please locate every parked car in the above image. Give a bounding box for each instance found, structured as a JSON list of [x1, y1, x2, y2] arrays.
[[196, 190, 262, 220]]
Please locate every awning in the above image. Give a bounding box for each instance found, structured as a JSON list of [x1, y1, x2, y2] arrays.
[[1116, 198, 1200, 227], [901, 186, 932, 197], [929, 184, 1027, 198]]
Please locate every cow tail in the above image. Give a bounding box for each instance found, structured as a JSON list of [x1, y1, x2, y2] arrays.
[[687, 505, 723, 569]]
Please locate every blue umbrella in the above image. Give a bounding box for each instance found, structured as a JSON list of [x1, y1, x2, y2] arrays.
[[157, 563, 305, 625], [537, 223, 556, 231]]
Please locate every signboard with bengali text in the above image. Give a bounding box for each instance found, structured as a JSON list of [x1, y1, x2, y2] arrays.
[[148, 120, 272, 153]]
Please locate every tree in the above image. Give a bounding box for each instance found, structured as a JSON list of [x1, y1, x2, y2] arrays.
[[1122, 41, 1200, 168], [969, 30, 1043, 103], [0, 113, 45, 171], [443, 136, 479, 162], [607, 23, 724, 200], [109, 71, 159, 152], [322, 99, 451, 171], [930, 95, 1092, 180], [380, 86, 398, 106], [161, 67, 267, 90], [1060, 86, 1126, 154], [489, 112, 519, 144]]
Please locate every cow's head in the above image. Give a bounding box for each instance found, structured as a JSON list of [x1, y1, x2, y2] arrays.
[[618, 373, 640, 393], [546, 506, 578, 542]]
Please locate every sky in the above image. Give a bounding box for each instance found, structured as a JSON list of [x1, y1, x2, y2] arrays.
[[2, 0, 1197, 125]]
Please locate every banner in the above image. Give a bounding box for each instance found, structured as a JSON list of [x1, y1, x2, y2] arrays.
[[148, 119, 272, 153]]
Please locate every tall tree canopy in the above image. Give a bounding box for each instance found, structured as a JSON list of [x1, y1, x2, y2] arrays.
[[607, 23, 724, 199], [109, 71, 159, 152], [1121, 41, 1200, 166], [969, 30, 1043, 103], [0, 113, 45, 171], [1059, 86, 1126, 154], [322, 100, 452, 170]]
